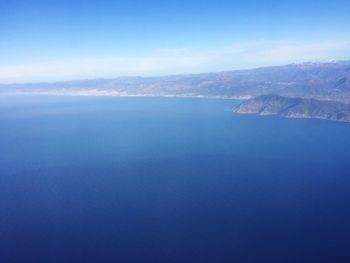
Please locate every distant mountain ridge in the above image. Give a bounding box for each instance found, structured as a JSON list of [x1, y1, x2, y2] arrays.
[[1, 61, 350, 103], [233, 94, 350, 123]]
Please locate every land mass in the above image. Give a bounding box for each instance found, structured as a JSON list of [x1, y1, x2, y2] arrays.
[[1, 60, 350, 122], [1, 61, 350, 103], [233, 94, 350, 123]]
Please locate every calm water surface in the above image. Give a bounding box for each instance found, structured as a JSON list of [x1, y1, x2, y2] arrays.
[[1, 96, 350, 263]]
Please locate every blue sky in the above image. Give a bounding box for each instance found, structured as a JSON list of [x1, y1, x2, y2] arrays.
[[0, 0, 350, 82]]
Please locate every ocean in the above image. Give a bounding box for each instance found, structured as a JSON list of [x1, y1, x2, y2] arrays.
[[1, 96, 350, 262]]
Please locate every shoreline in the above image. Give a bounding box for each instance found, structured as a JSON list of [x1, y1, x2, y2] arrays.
[[0, 91, 250, 101]]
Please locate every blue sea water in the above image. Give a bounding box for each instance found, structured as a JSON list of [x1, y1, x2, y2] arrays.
[[1, 96, 350, 263]]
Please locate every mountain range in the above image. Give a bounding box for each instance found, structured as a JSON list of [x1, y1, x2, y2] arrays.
[[1, 61, 350, 103]]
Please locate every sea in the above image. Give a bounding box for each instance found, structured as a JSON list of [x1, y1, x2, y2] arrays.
[[1, 95, 350, 263]]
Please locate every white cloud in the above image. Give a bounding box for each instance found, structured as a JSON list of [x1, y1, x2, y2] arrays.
[[0, 50, 210, 83], [0, 40, 349, 83]]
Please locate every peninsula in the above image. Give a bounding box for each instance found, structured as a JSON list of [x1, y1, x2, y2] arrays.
[[233, 94, 350, 123]]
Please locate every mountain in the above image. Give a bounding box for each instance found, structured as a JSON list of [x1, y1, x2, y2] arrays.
[[1, 61, 350, 102], [233, 94, 350, 122]]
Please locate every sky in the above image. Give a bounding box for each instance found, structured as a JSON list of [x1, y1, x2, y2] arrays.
[[0, 0, 349, 83]]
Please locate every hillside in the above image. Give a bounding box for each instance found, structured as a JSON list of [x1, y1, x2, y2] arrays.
[[233, 94, 350, 122]]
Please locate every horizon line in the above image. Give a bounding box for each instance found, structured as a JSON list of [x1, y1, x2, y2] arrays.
[[1, 59, 348, 86]]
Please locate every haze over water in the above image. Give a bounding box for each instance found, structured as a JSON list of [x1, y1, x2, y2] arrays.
[[1, 96, 350, 262]]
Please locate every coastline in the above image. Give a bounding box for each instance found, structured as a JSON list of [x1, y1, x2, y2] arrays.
[[0, 90, 251, 101]]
